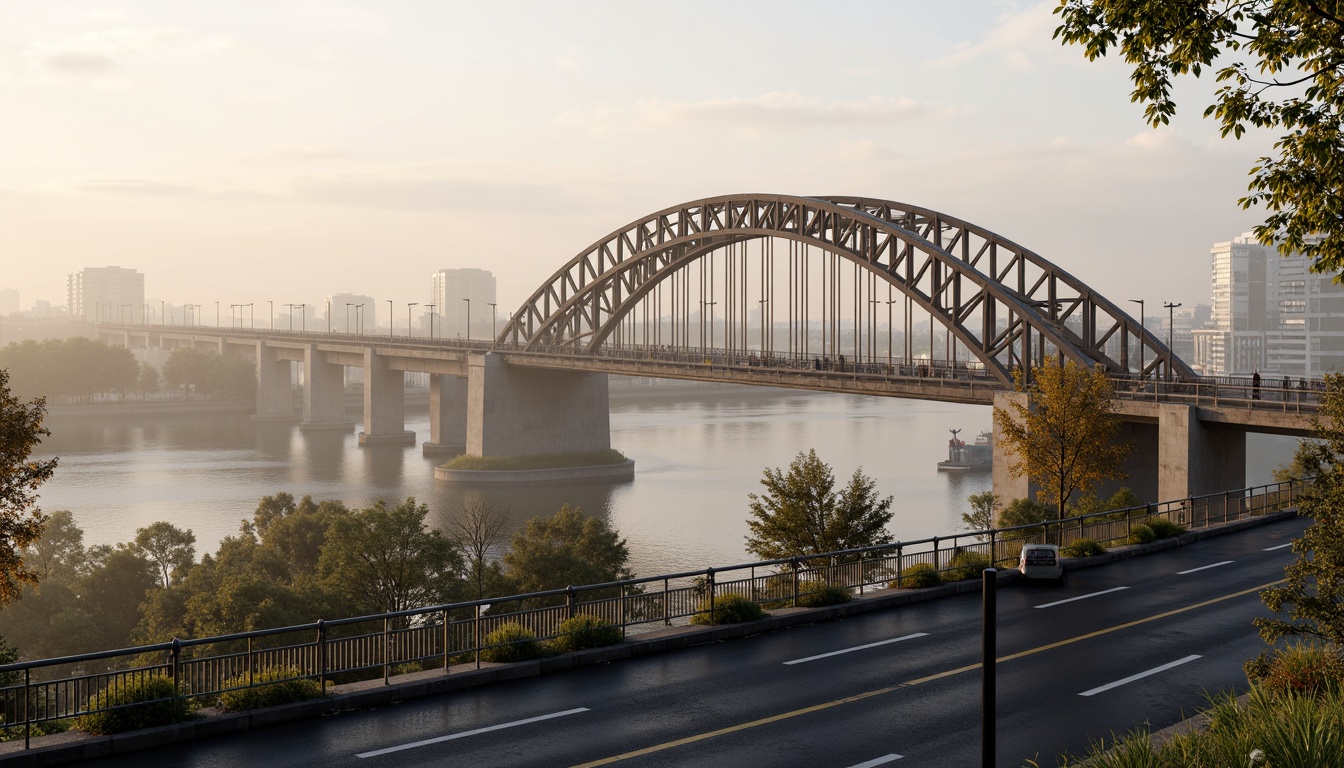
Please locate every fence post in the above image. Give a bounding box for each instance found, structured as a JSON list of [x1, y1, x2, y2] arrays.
[[896, 544, 903, 588], [382, 616, 390, 685], [932, 537, 940, 576], [22, 667, 29, 751], [663, 578, 670, 626], [791, 558, 800, 607], [441, 611, 450, 673], [620, 584, 628, 640], [988, 529, 997, 568], [247, 636, 254, 688], [566, 585, 575, 619], [474, 605, 482, 670], [317, 619, 328, 689], [170, 637, 181, 721], [707, 568, 716, 622], [1225, 489, 1233, 522]]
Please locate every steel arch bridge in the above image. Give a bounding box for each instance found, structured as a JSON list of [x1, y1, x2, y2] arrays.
[[499, 194, 1193, 386]]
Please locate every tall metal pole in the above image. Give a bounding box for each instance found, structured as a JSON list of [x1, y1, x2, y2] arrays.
[[488, 302, 497, 342], [1163, 301, 1182, 382], [426, 304, 435, 339], [1128, 298, 1145, 381], [215, 301, 219, 327], [387, 300, 393, 338], [462, 298, 470, 341], [982, 567, 997, 768], [268, 301, 273, 330], [408, 302, 418, 338]]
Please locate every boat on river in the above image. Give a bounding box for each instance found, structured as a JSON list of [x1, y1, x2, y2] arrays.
[[937, 429, 992, 472]]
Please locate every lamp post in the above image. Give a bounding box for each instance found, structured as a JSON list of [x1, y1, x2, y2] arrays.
[[1164, 301, 1182, 381], [161, 300, 165, 326], [326, 301, 331, 333], [230, 304, 240, 327], [299, 304, 306, 332], [268, 301, 273, 330], [704, 300, 717, 350], [887, 298, 898, 368], [346, 303, 356, 335], [242, 303, 253, 329], [387, 300, 393, 339], [284, 304, 297, 331], [120, 304, 130, 323], [487, 302, 497, 343], [359, 304, 366, 334], [462, 298, 470, 341], [759, 298, 769, 354], [1128, 298, 1145, 380], [215, 301, 219, 327], [408, 303, 418, 338], [426, 304, 436, 339]]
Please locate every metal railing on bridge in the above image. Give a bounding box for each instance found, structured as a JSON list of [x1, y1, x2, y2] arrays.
[[0, 478, 1307, 749]]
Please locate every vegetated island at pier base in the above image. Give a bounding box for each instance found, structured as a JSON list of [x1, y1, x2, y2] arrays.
[[434, 449, 635, 484]]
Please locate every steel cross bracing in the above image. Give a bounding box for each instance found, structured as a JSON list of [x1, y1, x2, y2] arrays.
[[498, 194, 1193, 385]]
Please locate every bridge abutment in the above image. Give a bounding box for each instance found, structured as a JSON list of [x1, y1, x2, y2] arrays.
[[359, 349, 415, 446], [1157, 404, 1246, 501], [466, 352, 610, 457], [300, 344, 350, 431], [423, 373, 468, 455]]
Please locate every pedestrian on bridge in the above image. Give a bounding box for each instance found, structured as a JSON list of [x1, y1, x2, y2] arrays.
[[1252, 371, 1262, 401]]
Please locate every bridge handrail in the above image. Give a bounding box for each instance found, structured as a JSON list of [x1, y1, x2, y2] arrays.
[[0, 477, 1309, 747]]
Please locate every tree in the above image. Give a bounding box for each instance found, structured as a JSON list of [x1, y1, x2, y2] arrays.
[[446, 498, 512, 599], [318, 497, 464, 615], [962, 491, 1001, 537], [744, 449, 894, 563], [136, 363, 159, 395], [162, 348, 255, 400], [0, 368, 57, 606], [993, 360, 1131, 520], [997, 497, 1056, 530], [1055, 1, 1344, 274], [23, 509, 85, 582], [1274, 438, 1324, 482], [503, 505, 632, 594], [1257, 373, 1344, 647], [132, 522, 196, 589]]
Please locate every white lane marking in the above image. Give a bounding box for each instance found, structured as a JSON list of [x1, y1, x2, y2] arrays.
[[783, 633, 929, 665], [1034, 586, 1129, 609], [1176, 560, 1234, 575], [1263, 543, 1294, 551], [846, 755, 904, 767], [356, 708, 590, 758], [1078, 655, 1202, 697]]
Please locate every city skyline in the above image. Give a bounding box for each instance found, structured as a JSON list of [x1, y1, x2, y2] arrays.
[[2, 2, 1289, 318]]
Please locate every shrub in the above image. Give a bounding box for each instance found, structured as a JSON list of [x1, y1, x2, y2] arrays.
[[218, 667, 324, 712], [1148, 518, 1186, 539], [946, 551, 992, 581], [796, 585, 852, 608], [548, 615, 623, 653], [1061, 539, 1107, 557], [1127, 524, 1156, 545], [1245, 643, 1344, 698], [689, 594, 765, 625], [894, 563, 940, 589], [74, 674, 189, 735], [480, 623, 547, 663]]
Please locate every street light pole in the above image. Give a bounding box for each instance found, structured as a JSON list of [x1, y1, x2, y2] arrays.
[[299, 304, 306, 333], [408, 303, 418, 338], [426, 304, 436, 339], [1128, 298, 1145, 380], [268, 301, 273, 330], [346, 303, 355, 334], [387, 300, 393, 339], [462, 298, 470, 341], [487, 302, 497, 342], [215, 301, 219, 327], [1164, 301, 1182, 382]]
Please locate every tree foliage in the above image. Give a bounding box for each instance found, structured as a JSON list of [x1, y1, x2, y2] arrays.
[[162, 348, 256, 399], [0, 368, 57, 607], [131, 522, 196, 589], [1258, 373, 1344, 647], [962, 491, 1001, 537], [745, 449, 894, 562], [503, 505, 632, 594], [445, 497, 511, 599], [0, 338, 138, 401], [994, 360, 1131, 519], [1055, 0, 1344, 274]]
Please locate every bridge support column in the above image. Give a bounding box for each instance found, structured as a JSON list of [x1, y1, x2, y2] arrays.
[[467, 352, 610, 457], [992, 392, 1034, 504], [423, 374, 467, 455], [1158, 404, 1245, 502], [252, 344, 294, 422], [300, 344, 350, 431], [359, 348, 415, 446]]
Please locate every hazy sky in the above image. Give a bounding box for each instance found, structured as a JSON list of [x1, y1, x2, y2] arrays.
[[1, 1, 1280, 319]]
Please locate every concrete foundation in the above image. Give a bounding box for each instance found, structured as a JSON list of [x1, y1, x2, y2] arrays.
[[254, 344, 295, 421], [359, 348, 415, 446], [1158, 403, 1246, 502], [301, 344, 351, 431], [467, 353, 611, 457], [991, 391, 1034, 504], [423, 373, 468, 455]]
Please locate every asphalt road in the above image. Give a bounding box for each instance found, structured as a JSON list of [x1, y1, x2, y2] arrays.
[[84, 516, 1307, 768]]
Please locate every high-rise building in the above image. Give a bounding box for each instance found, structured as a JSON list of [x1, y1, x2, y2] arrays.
[[1193, 233, 1344, 376], [323, 293, 377, 333], [430, 269, 497, 339], [67, 266, 145, 323], [0, 289, 18, 316]]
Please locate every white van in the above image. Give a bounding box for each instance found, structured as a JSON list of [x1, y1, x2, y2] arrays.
[[1018, 543, 1064, 582]]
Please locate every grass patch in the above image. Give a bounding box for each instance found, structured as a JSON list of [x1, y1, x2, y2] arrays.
[[690, 594, 765, 625], [440, 449, 627, 472]]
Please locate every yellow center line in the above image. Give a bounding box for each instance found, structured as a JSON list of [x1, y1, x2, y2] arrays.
[[569, 579, 1284, 767]]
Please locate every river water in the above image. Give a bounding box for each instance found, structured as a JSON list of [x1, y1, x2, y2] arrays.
[[31, 385, 1296, 579]]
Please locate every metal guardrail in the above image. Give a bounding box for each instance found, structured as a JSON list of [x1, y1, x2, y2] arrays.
[[0, 478, 1308, 748]]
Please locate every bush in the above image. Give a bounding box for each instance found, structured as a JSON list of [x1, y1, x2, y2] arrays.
[[690, 594, 765, 625], [1148, 518, 1186, 539], [480, 622, 547, 663], [218, 667, 324, 712], [74, 674, 190, 735], [796, 585, 852, 608], [1245, 643, 1344, 698], [1127, 524, 1156, 545], [946, 551, 992, 582], [1061, 539, 1107, 557], [548, 615, 623, 653], [894, 563, 940, 589]]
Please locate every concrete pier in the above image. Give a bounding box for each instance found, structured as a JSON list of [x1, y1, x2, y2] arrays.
[[467, 352, 610, 457], [300, 343, 351, 431], [423, 373, 468, 455], [359, 348, 415, 446], [252, 343, 295, 422]]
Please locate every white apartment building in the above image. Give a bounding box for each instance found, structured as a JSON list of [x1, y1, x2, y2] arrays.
[[430, 268, 496, 339], [66, 266, 145, 323], [1193, 233, 1344, 377]]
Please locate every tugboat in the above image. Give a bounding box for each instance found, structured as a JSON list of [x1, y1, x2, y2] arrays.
[[937, 429, 992, 472]]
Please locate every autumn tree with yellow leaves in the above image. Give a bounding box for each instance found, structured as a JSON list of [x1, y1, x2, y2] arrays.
[[993, 360, 1131, 521]]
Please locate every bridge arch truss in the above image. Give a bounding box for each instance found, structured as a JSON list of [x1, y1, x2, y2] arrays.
[[499, 194, 1193, 386]]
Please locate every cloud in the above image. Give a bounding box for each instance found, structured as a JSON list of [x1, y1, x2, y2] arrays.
[[74, 177, 266, 200], [290, 171, 575, 213], [21, 27, 252, 79], [563, 91, 956, 134], [929, 2, 1064, 72], [41, 52, 119, 76]]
